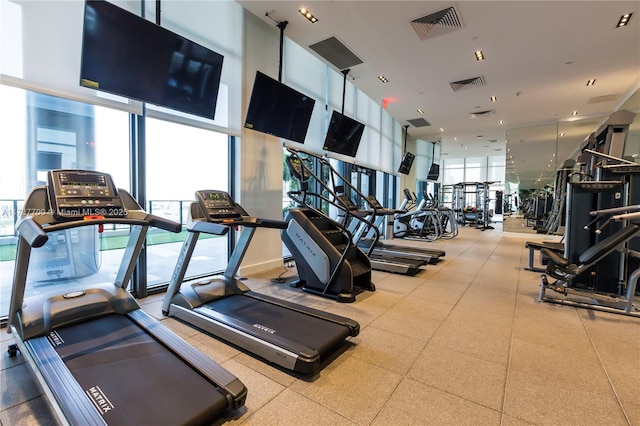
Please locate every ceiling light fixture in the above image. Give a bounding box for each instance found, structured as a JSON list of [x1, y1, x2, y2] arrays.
[[475, 50, 485, 61], [499, 120, 504, 125], [490, 96, 497, 102], [586, 79, 596, 86], [417, 108, 424, 114], [572, 111, 578, 116], [440, 128, 445, 133], [298, 7, 318, 23], [617, 13, 632, 27], [378, 75, 389, 83], [559, 132, 565, 137]]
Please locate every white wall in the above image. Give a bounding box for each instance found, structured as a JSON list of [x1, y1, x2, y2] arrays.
[[236, 10, 287, 275]]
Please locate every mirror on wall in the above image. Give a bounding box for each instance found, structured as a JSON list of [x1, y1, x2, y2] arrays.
[[502, 88, 638, 234]]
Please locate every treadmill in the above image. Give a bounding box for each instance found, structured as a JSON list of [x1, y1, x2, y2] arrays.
[[162, 190, 360, 375], [7, 170, 246, 425]]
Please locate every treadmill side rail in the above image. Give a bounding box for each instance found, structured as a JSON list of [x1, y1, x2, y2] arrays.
[[129, 309, 247, 410]]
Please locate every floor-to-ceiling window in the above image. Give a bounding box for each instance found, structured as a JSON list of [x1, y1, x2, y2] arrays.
[[145, 117, 229, 289], [0, 86, 130, 317]]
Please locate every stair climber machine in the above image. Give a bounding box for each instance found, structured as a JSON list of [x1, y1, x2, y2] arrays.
[[282, 149, 375, 303], [162, 190, 360, 375], [363, 195, 445, 264], [7, 170, 246, 425], [326, 162, 427, 275]]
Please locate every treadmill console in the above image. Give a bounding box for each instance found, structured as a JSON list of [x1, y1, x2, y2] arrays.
[[48, 170, 124, 220], [196, 190, 247, 222]]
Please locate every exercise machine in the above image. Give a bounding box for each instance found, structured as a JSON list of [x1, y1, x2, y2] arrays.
[[162, 190, 360, 375], [7, 170, 246, 425], [539, 205, 640, 317], [363, 195, 445, 263], [282, 150, 375, 302]]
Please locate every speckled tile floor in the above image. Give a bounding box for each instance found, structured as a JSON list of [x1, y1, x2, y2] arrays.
[[2, 224, 638, 425]]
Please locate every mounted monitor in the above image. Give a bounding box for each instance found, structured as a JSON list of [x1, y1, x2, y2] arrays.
[[427, 163, 440, 181], [80, 0, 224, 120], [323, 110, 365, 157], [244, 71, 316, 144], [397, 152, 415, 175]]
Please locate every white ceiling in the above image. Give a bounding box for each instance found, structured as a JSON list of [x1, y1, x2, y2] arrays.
[[237, 1, 640, 188]]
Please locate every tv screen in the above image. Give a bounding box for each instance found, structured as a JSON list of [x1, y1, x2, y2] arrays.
[[427, 163, 440, 181], [398, 152, 415, 175], [323, 110, 365, 157], [244, 71, 316, 143], [80, 1, 224, 119]]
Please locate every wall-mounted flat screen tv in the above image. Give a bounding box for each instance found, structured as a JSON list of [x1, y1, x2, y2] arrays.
[[323, 110, 365, 157], [397, 152, 415, 175], [427, 163, 440, 181], [80, 0, 224, 119], [244, 71, 316, 144]]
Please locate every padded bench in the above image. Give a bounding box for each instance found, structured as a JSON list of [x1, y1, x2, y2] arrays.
[[524, 240, 564, 272]]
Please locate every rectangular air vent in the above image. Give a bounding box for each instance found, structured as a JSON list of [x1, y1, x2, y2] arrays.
[[410, 6, 464, 41], [587, 94, 620, 104], [309, 36, 363, 70], [407, 118, 431, 127], [450, 76, 486, 92]]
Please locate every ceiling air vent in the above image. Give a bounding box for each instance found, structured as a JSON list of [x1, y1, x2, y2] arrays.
[[470, 110, 495, 118], [587, 94, 620, 104], [309, 36, 363, 70], [407, 118, 431, 127], [410, 6, 464, 41], [450, 76, 486, 92]]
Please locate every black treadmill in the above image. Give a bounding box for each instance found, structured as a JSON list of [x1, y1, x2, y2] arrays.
[[162, 190, 360, 375], [7, 170, 246, 425]]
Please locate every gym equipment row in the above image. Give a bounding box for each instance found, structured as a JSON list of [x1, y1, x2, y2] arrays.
[[394, 189, 458, 241], [450, 182, 498, 230], [8, 168, 369, 424], [531, 109, 640, 317]]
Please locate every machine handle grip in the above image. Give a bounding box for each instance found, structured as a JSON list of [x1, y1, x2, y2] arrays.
[[147, 215, 182, 233], [17, 217, 48, 248], [254, 218, 288, 229]]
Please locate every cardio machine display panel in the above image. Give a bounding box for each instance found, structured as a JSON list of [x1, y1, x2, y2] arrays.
[[196, 190, 246, 221], [48, 170, 124, 219]]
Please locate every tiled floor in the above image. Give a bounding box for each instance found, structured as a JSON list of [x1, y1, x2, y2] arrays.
[[1, 223, 639, 425]]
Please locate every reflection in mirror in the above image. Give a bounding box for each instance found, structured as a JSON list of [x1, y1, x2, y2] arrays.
[[503, 88, 639, 234]]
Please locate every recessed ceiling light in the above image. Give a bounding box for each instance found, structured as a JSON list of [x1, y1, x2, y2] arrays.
[[617, 13, 633, 28], [440, 128, 445, 132], [572, 111, 578, 116], [298, 7, 318, 23], [377, 75, 389, 83], [490, 96, 497, 102], [475, 50, 485, 61], [586, 79, 596, 86], [417, 108, 424, 114], [499, 120, 504, 125], [559, 132, 565, 137]]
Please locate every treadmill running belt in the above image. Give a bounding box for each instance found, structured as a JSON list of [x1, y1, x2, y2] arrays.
[[205, 295, 350, 357], [51, 314, 228, 425]]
